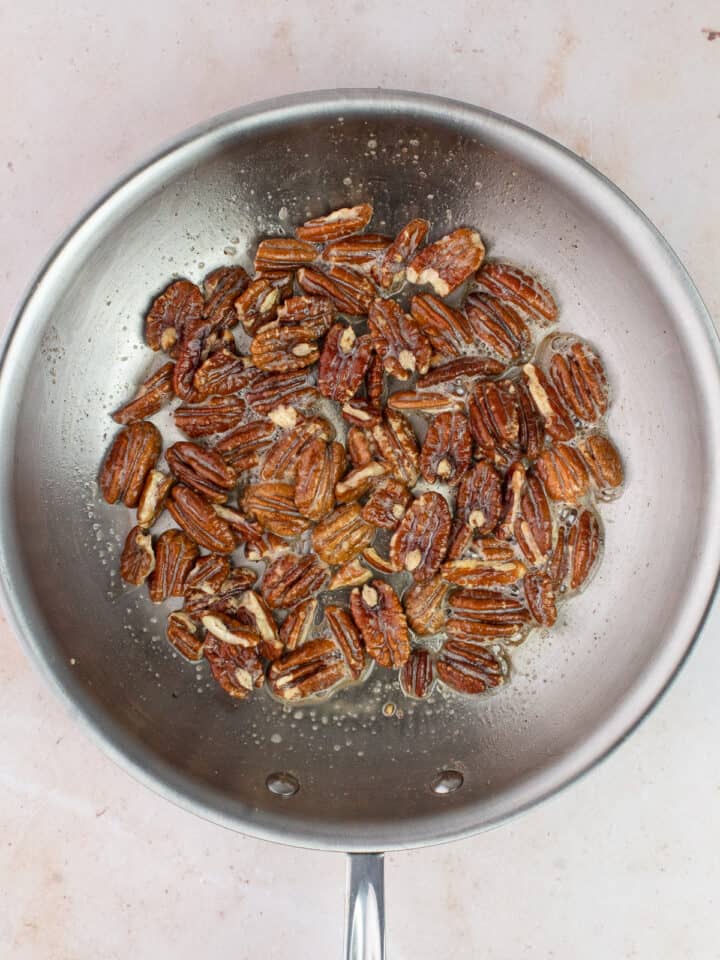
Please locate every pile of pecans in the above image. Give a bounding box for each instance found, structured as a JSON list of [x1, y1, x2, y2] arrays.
[[99, 203, 624, 703]]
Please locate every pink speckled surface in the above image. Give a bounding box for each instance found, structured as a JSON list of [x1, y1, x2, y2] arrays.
[[1, 2, 720, 957]]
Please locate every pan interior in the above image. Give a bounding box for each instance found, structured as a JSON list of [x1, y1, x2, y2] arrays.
[[2, 93, 718, 851]]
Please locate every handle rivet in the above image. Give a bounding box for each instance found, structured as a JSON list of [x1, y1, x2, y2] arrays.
[[430, 770, 464, 795], [266, 772, 300, 797]]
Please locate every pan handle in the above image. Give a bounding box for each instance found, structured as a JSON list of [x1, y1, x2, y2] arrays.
[[344, 853, 385, 960]]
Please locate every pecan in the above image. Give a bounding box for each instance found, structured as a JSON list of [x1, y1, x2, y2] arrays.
[[326, 605, 365, 679], [99, 421, 161, 507], [420, 412, 473, 485], [341, 400, 383, 427], [261, 552, 329, 609], [257, 270, 295, 301], [368, 298, 432, 379], [267, 638, 347, 700], [362, 478, 411, 529], [547, 523, 570, 591], [327, 558, 372, 590], [250, 323, 319, 373], [535, 443, 589, 504], [548, 336, 609, 422], [359, 345, 379, 397], [468, 380, 520, 463], [293, 438, 346, 518], [446, 522, 474, 561], [350, 581, 410, 668], [318, 323, 373, 402], [371, 411, 420, 487], [171, 312, 223, 401], [516, 377, 545, 460], [239, 590, 283, 660], [567, 508, 602, 591], [183, 566, 258, 617], [437, 641, 507, 694], [399, 649, 434, 699], [446, 589, 530, 641], [374, 219, 430, 290], [166, 442, 237, 503], [201, 611, 260, 647], [409, 293, 473, 360], [212, 504, 285, 559], [334, 461, 386, 504], [296, 265, 376, 315], [145, 279, 203, 353], [167, 485, 236, 553], [166, 612, 204, 661], [387, 390, 464, 414], [476, 261, 558, 324], [522, 363, 574, 441], [175, 396, 247, 438], [241, 482, 312, 538], [260, 417, 334, 482], [454, 460, 503, 538], [296, 203, 373, 242], [279, 597, 317, 651], [184, 554, 231, 594], [136, 469, 174, 528], [389, 492, 451, 581], [497, 461, 526, 541], [112, 362, 175, 424], [205, 635, 264, 699], [515, 471, 554, 566], [346, 426, 377, 467], [213, 420, 275, 472], [416, 356, 505, 389], [276, 295, 337, 337], [202, 265, 249, 330], [234, 277, 280, 334], [362, 546, 401, 574], [404, 576, 451, 635], [311, 503, 376, 565], [442, 556, 526, 589], [254, 237, 317, 274], [524, 572, 557, 626], [322, 234, 392, 274], [192, 348, 256, 400], [245, 370, 320, 415], [148, 529, 199, 602], [120, 526, 155, 585], [465, 293, 532, 363], [406, 227, 485, 296], [578, 433, 624, 498]]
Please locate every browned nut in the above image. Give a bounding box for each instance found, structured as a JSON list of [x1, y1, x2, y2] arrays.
[[406, 227, 485, 295], [120, 526, 155, 585], [112, 362, 175, 424], [399, 649, 435, 699], [350, 581, 410, 668], [419, 412, 473, 485], [261, 552, 329, 609], [476, 261, 558, 324], [267, 638, 348, 700], [99, 421, 161, 507], [403, 576, 451, 636], [166, 612, 204, 661], [148, 529, 199, 602], [312, 503, 376, 565], [437, 641, 508, 694], [389, 492, 452, 582]]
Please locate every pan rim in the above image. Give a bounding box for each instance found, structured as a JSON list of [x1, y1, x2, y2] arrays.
[[2, 88, 719, 852]]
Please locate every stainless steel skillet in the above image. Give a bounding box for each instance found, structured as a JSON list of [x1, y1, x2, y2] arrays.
[[1, 90, 719, 959]]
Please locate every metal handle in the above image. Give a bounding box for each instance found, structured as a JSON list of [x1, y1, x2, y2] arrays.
[[344, 853, 385, 960]]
